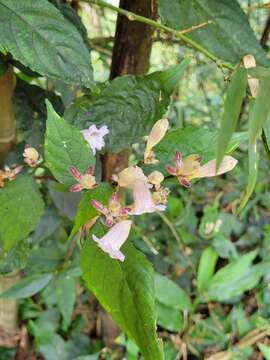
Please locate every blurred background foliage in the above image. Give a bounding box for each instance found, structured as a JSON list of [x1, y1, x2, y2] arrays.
[[1, 0, 270, 359]]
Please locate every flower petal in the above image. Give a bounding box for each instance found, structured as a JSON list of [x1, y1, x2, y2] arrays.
[[69, 166, 82, 181], [70, 183, 83, 192], [146, 118, 169, 150], [99, 125, 109, 136], [167, 166, 177, 176], [132, 180, 163, 215], [92, 220, 132, 261], [117, 166, 147, 188], [195, 156, 238, 178], [91, 199, 108, 215]]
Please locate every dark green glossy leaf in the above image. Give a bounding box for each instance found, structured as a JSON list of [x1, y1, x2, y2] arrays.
[[64, 60, 189, 153], [216, 67, 247, 170], [0, 175, 44, 250], [45, 100, 95, 187], [158, 0, 269, 65], [197, 247, 218, 293], [0, 0, 92, 86], [0, 273, 53, 299], [81, 223, 164, 360]]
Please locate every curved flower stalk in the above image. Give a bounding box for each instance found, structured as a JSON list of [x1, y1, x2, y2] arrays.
[[91, 193, 131, 227], [0, 165, 22, 188], [167, 151, 238, 187], [92, 220, 132, 262], [144, 118, 169, 164], [23, 146, 40, 167], [69, 166, 97, 192], [81, 124, 109, 155]]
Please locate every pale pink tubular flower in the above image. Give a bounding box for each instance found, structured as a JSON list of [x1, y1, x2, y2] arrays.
[[81, 124, 109, 155], [117, 166, 166, 215], [92, 220, 132, 261], [132, 180, 166, 215], [91, 192, 131, 227], [167, 152, 238, 187], [69, 166, 96, 192]]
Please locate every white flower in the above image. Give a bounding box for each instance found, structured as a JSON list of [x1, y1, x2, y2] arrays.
[[81, 124, 109, 155], [92, 220, 132, 262]]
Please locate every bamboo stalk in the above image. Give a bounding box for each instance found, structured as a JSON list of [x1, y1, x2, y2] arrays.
[[0, 65, 19, 342], [0, 66, 16, 166], [0, 272, 20, 336]]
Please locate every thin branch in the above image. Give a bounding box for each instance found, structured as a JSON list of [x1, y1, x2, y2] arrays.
[[247, 2, 270, 13], [79, 0, 235, 70]]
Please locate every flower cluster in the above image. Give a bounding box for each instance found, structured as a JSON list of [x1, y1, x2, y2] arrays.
[[74, 120, 238, 262]]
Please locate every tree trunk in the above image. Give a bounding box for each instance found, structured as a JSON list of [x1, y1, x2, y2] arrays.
[[101, 0, 158, 182], [99, 0, 158, 345]]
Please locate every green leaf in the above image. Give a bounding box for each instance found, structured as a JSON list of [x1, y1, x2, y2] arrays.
[[0, 0, 92, 86], [0, 273, 53, 299], [237, 142, 259, 214], [154, 273, 192, 311], [45, 100, 95, 186], [238, 79, 270, 212], [55, 275, 76, 330], [258, 343, 270, 360], [81, 224, 164, 360], [216, 67, 247, 170], [197, 247, 218, 293], [0, 239, 30, 275], [64, 60, 189, 153], [156, 302, 183, 332], [0, 175, 44, 250], [249, 80, 270, 145], [204, 251, 269, 302], [248, 66, 270, 79], [69, 183, 113, 239], [158, 0, 269, 65]]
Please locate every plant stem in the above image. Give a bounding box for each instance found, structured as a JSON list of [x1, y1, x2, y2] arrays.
[[81, 0, 235, 71]]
